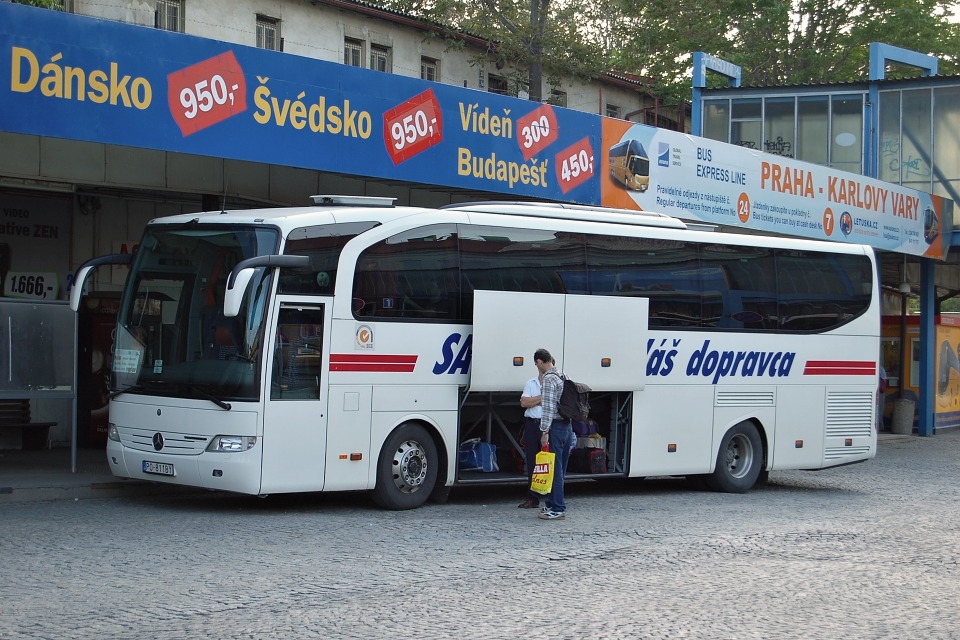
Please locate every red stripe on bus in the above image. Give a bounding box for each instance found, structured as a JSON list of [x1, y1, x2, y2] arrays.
[[802, 360, 876, 375], [329, 353, 418, 372], [330, 363, 416, 372], [330, 353, 418, 364]]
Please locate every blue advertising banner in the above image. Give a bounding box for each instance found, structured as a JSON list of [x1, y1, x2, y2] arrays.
[[0, 3, 600, 204]]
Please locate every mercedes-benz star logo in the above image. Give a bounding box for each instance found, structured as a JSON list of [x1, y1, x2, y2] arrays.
[[152, 432, 164, 451]]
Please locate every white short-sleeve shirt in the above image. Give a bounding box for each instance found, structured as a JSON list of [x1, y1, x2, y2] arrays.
[[522, 376, 543, 419]]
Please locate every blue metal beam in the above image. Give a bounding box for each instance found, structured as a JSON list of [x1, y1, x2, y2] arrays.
[[866, 43, 938, 179], [868, 42, 940, 436], [869, 43, 938, 81], [919, 259, 936, 436], [691, 52, 741, 137]]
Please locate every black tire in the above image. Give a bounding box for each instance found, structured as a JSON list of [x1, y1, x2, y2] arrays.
[[705, 421, 763, 493], [371, 423, 438, 510]]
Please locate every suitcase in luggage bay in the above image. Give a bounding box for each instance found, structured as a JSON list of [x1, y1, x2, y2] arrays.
[[458, 438, 499, 472], [569, 447, 607, 474], [572, 418, 598, 437]]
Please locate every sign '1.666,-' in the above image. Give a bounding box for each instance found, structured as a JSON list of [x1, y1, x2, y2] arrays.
[[4, 271, 59, 300]]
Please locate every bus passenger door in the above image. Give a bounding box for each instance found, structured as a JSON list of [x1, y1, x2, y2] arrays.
[[261, 302, 330, 493]]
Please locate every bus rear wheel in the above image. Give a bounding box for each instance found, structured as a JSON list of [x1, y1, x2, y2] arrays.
[[705, 421, 763, 493], [372, 423, 438, 510]]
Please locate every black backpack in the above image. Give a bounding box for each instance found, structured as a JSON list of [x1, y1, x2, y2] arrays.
[[550, 372, 591, 421]]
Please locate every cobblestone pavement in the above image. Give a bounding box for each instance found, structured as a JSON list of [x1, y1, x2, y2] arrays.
[[2, 433, 959, 640]]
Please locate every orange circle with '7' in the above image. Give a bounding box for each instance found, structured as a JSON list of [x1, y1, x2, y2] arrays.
[[737, 192, 751, 223], [822, 207, 835, 236]]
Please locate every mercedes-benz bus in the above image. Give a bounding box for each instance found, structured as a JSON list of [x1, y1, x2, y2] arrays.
[[70, 196, 879, 509]]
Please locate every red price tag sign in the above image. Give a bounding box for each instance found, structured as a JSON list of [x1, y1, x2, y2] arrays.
[[167, 51, 247, 137], [383, 89, 443, 165], [516, 104, 558, 160], [555, 137, 595, 194]]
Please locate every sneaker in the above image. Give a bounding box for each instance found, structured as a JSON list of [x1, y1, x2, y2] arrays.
[[518, 498, 539, 509], [538, 510, 565, 520]]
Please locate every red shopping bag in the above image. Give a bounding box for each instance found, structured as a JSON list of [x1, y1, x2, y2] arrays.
[[530, 445, 555, 495]]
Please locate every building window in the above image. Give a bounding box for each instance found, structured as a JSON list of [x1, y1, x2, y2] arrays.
[[897, 89, 931, 191], [702, 99, 730, 142], [256, 15, 281, 51], [763, 97, 795, 158], [731, 98, 762, 150], [878, 91, 901, 185], [344, 38, 363, 67], [606, 104, 621, 119], [156, 0, 183, 32], [706, 93, 863, 174], [830, 94, 864, 175], [370, 44, 391, 72], [488, 74, 509, 96], [797, 95, 829, 165], [549, 90, 567, 107], [421, 57, 439, 82], [933, 86, 960, 201]]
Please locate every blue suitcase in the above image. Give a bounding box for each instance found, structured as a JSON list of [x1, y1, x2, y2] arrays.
[[458, 438, 499, 472]]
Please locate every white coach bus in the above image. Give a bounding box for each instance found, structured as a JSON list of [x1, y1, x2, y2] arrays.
[[71, 196, 879, 509]]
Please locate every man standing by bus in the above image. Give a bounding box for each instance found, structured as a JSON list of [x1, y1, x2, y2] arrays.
[[535, 348, 574, 521], [518, 368, 544, 509]]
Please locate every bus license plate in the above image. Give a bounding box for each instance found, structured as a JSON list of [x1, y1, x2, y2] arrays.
[[142, 460, 174, 476]]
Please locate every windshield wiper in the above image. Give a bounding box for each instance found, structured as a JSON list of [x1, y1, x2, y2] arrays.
[[189, 385, 232, 411]]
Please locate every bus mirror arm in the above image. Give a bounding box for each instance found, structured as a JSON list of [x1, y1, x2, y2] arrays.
[[224, 255, 311, 317], [69, 253, 134, 312], [226, 255, 311, 288]]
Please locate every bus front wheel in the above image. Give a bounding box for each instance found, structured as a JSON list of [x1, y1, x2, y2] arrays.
[[372, 423, 438, 510], [706, 422, 763, 493]]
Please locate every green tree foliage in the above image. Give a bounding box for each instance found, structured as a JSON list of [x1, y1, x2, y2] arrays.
[[376, 0, 960, 106], [12, 0, 63, 8], [609, 0, 960, 100], [375, 0, 608, 102]]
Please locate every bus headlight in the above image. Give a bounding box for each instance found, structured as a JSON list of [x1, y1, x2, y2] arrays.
[[207, 436, 258, 452], [107, 423, 120, 442]]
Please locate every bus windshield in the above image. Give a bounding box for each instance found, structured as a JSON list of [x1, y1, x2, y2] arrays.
[[629, 155, 649, 176], [111, 225, 280, 402]]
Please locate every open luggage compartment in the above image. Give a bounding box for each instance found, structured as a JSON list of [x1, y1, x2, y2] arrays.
[[455, 389, 633, 484]]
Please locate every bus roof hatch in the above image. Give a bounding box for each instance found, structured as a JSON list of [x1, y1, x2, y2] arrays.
[[310, 195, 396, 207]]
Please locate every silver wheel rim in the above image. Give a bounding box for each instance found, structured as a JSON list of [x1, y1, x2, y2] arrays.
[[391, 439, 428, 494], [724, 433, 754, 480]]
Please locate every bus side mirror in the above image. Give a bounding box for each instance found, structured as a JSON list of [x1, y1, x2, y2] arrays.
[[69, 253, 134, 311], [69, 265, 96, 312], [223, 254, 311, 317], [224, 268, 255, 318]]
